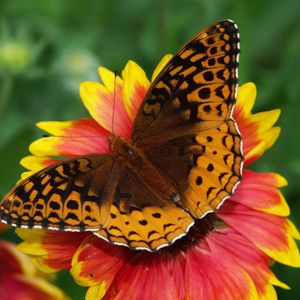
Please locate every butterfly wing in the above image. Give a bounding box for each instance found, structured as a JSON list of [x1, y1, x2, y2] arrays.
[[132, 19, 243, 217], [95, 168, 193, 251], [0, 154, 115, 230], [0, 154, 193, 251]]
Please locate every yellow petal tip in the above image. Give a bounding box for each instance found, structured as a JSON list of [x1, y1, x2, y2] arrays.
[[276, 174, 288, 187], [86, 283, 107, 300], [151, 54, 173, 82]]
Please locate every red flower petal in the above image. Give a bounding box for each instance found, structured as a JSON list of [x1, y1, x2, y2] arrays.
[[43, 231, 89, 270], [104, 253, 179, 300], [163, 252, 186, 299], [207, 227, 278, 296], [1, 275, 67, 300], [17, 229, 88, 272], [30, 119, 110, 158], [218, 201, 300, 267], [71, 235, 129, 287], [230, 170, 289, 216], [0, 241, 25, 279], [184, 243, 258, 299]]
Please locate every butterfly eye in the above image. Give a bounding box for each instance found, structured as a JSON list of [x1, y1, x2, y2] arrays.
[[124, 145, 133, 156], [127, 148, 133, 156]]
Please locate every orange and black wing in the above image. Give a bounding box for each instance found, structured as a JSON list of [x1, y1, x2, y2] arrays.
[[132, 19, 243, 218], [0, 154, 193, 251], [0, 154, 115, 230], [95, 168, 193, 251]]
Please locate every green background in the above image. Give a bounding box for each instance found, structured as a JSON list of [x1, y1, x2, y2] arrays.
[[0, 0, 299, 299]]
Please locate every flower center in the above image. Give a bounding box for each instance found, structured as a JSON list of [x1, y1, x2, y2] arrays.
[[168, 213, 215, 253]]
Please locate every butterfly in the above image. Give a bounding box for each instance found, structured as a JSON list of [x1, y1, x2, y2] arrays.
[[0, 19, 243, 251]]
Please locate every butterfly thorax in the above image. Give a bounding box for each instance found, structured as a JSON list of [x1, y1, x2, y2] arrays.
[[108, 134, 181, 203]]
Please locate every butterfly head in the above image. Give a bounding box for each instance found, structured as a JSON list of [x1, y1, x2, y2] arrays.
[[108, 135, 135, 159]]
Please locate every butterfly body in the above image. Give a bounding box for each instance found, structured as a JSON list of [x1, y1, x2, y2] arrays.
[[109, 135, 180, 203], [0, 20, 243, 251]]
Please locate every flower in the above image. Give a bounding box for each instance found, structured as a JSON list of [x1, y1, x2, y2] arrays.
[[0, 40, 30, 74], [14, 56, 300, 299], [0, 240, 69, 300], [53, 48, 100, 94], [0, 22, 43, 76]]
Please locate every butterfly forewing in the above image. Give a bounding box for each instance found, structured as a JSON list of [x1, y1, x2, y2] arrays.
[[132, 20, 240, 139], [132, 19, 243, 218]]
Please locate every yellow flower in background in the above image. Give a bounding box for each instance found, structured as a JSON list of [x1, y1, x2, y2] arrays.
[[0, 23, 43, 76], [0, 40, 30, 74], [53, 49, 100, 94]]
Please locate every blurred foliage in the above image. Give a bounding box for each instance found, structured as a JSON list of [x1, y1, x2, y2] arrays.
[[0, 0, 299, 299]]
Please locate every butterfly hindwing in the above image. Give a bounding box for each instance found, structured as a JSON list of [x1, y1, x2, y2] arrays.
[[0, 154, 115, 230], [95, 168, 193, 251]]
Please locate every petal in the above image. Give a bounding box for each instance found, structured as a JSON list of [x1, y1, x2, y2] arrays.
[[0, 242, 69, 300], [218, 202, 300, 267], [1, 274, 69, 300], [29, 136, 107, 157], [207, 227, 289, 296], [244, 110, 281, 136], [243, 127, 281, 165], [122, 60, 150, 121], [20, 156, 60, 180], [238, 110, 281, 165], [230, 170, 290, 216], [104, 253, 179, 300], [16, 229, 88, 273], [86, 283, 107, 300], [184, 243, 259, 300], [269, 273, 290, 290], [37, 118, 109, 139], [258, 284, 279, 300], [287, 219, 300, 240], [80, 79, 132, 138], [235, 82, 256, 117], [246, 170, 288, 187], [0, 241, 35, 277], [29, 119, 110, 158], [20, 156, 60, 171], [243, 141, 266, 166], [151, 54, 173, 82], [234, 83, 281, 164], [163, 252, 186, 299], [20, 170, 39, 180], [98, 67, 122, 94], [70, 235, 129, 287]]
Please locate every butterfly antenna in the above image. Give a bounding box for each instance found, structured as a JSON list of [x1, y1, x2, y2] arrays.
[[111, 71, 117, 136]]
